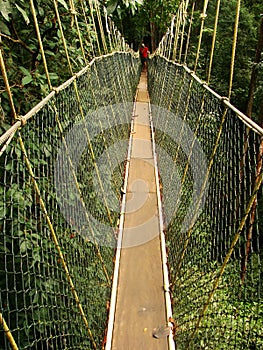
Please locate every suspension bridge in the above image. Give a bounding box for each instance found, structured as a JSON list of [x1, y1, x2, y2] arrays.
[[0, 0, 263, 349]]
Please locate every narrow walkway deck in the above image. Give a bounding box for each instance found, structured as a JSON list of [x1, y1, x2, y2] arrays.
[[110, 73, 170, 349]]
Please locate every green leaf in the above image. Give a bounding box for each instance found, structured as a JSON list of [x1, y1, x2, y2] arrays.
[[20, 240, 29, 253], [22, 75, 33, 85], [19, 66, 31, 76], [0, 21, 10, 35], [37, 6, 44, 17], [107, 0, 118, 15], [0, 0, 12, 22], [58, 0, 69, 10], [45, 50, 56, 57], [5, 162, 12, 171], [15, 4, 30, 25]]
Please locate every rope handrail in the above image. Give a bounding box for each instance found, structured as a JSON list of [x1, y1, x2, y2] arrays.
[[0, 51, 135, 148], [147, 2, 263, 347], [0, 1, 140, 348], [155, 55, 263, 136]]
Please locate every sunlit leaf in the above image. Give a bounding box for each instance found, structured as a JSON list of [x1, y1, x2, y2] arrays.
[[58, 0, 69, 10], [22, 75, 33, 85], [0, 21, 10, 35], [0, 0, 12, 22], [15, 4, 30, 25], [19, 66, 31, 76], [107, 0, 118, 15]]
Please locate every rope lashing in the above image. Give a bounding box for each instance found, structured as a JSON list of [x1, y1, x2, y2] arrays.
[[0, 314, 18, 350]]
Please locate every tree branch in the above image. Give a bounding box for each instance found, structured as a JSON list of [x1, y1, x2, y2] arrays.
[[0, 32, 35, 55]]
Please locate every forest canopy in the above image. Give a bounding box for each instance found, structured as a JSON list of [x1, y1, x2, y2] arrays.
[[0, 0, 262, 125], [107, 0, 263, 123]]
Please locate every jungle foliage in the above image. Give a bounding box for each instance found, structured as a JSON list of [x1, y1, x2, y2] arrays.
[[108, 0, 263, 123], [0, 0, 97, 126], [0, 0, 262, 124]]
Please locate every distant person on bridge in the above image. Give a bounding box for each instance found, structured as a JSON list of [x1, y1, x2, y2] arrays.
[[139, 43, 150, 71]]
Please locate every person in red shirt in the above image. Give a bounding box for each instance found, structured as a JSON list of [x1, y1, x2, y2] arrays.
[[139, 43, 150, 71]]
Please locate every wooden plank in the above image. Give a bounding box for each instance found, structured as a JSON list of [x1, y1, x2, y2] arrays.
[[111, 73, 169, 350]]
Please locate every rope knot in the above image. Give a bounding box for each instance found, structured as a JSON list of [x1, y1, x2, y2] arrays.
[[16, 116, 26, 127], [70, 9, 78, 16], [221, 96, 229, 103], [52, 87, 59, 95]]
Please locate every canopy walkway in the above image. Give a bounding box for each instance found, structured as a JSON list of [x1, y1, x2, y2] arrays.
[[0, 0, 263, 349], [108, 72, 172, 350]]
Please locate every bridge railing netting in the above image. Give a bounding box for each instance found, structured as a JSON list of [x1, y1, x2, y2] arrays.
[[148, 55, 263, 349], [0, 53, 140, 349]]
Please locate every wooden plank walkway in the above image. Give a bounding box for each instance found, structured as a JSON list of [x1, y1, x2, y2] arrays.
[[107, 72, 173, 350]]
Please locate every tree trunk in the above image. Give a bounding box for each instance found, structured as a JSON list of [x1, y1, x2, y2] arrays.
[[149, 17, 157, 52], [241, 16, 263, 283], [246, 16, 263, 119]]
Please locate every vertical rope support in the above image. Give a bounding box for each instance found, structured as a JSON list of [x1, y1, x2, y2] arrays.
[[88, 0, 102, 55], [0, 46, 17, 121], [68, 0, 87, 64], [163, 31, 170, 59], [241, 137, 263, 282], [178, 0, 189, 63], [53, 0, 74, 75], [167, 15, 176, 59], [53, 107, 111, 285], [116, 31, 122, 51], [172, 104, 229, 286], [172, 2, 183, 61], [29, 0, 52, 90], [51, 2, 111, 283], [158, 36, 165, 56], [18, 134, 97, 349], [71, 76, 116, 231], [194, 0, 209, 73], [0, 313, 19, 350], [88, 59, 127, 213], [207, 0, 221, 84], [185, 163, 263, 349], [104, 7, 113, 52], [184, 1, 195, 65], [228, 0, 241, 99], [109, 18, 117, 50], [52, 1, 113, 282], [170, 91, 208, 220], [94, 0, 108, 54], [79, 0, 96, 58]]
